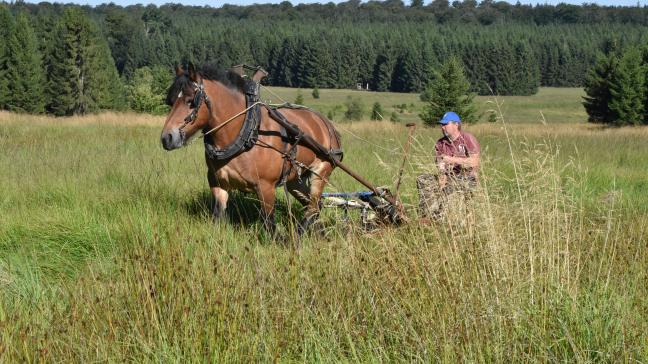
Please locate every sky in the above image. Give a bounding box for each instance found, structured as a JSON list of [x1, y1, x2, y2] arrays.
[[21, 0, 648, 9]]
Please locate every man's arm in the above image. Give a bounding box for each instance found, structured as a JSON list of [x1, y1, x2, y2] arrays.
[[441, 154, 480, 168]]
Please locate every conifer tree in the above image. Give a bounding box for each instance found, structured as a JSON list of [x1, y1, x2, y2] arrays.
[[583, 52, 619, 123], [609, 48, 645, 125], [419, 57, 476, 126], [6, 13, 46, 113], [512, 41, 540, 95], [294, 90, 304, 105], [0, 5, 14, 110], [335, 38, 362, 88], [46, 7, 124, 116], [642, 46, 648, 124], [373, 43, 396, 92]]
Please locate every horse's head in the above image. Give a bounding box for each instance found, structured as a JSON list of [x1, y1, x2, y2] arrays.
[[160, 63, 212, 151]]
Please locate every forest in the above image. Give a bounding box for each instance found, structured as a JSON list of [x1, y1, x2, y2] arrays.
[[0, 0, 647, 115]]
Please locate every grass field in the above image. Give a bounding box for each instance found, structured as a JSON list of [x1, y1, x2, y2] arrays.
[[264, 86, 588, 124], [1, 88, 647, 361]]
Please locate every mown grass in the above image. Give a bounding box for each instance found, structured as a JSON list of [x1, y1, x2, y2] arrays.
[[0, 88, 646, 361]]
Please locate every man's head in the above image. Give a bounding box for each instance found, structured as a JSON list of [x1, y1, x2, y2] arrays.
[[438, 111, 461, 139]]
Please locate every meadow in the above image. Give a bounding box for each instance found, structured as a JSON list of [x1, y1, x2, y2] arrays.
[[0, 88, 646, 362]]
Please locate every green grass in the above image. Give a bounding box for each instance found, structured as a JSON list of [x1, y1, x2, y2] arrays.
[[263, 86, 587, 124], [0, 88, 646, 361]]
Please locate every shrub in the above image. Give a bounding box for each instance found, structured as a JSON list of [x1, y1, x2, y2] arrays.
[[370, 102, 384, 120], [344, 96, 365, 121], [295, 90, 304, 105], [127, 67, 169, 115]]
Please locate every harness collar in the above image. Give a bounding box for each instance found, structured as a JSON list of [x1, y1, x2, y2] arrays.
[[203, 79, 261, 161]]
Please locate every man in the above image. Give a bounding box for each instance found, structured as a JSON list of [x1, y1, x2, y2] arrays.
[[434, 111, 480, 190], [418, 111, 480, 221]]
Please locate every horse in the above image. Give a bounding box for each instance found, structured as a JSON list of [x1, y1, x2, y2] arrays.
[[160, 63, 342, 235]]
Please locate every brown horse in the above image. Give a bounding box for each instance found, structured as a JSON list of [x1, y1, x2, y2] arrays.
[[160, 64, 342, 234]]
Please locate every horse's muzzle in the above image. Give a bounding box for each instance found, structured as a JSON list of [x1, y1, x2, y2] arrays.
[[161, 129, 184, 150]]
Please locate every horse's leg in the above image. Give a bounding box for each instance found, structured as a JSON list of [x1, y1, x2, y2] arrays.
[[211, 187, 229, 222], [286, 175, 311, 207], [298, 164, 331, 236], [255, 181, 277, 234], [208, 170, 228, 222]]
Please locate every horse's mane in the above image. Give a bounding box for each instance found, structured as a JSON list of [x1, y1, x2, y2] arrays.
[[165, 64, 247, 106]]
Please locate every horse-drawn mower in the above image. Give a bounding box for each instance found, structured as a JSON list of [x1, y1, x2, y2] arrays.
[[263, 100, 412, 228]]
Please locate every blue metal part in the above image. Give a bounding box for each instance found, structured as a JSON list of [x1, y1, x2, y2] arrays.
[[321, 191, 375, 199]]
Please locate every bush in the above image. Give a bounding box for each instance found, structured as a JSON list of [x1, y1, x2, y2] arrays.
[[294, 90, 304, 105], [344, 96, 365, 121], [312, 87, 320, 99], [127, 67, 169, 115], [370, 102, 384, 120]]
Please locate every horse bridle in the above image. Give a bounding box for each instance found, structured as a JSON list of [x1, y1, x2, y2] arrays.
[[179, 80, 213, 133]]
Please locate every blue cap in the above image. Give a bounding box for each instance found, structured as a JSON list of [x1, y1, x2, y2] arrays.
[[438, 112, 461, 125]]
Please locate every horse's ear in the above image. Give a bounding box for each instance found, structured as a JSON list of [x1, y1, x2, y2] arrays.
[[175, 64, 184, 77], [188, 62, 200, 82]]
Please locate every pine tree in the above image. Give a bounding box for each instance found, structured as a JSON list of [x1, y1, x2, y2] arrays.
[[512, 41, 540, 95], [46, 7, 124, 116], [609, 48, 645, 125], [334, 37, 362, 88], [87, 35, 127, 111], [0, 5, 14, 110], [642, 46, 648, 124], [373, 43, 396, 92], [393, 46, 425, 92], [419, 57, 477, 126], [6, 13, 46, 113], [294, 90, 304, 105], [583, 52, 618, 123]]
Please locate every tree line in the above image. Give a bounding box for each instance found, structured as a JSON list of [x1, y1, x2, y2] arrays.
[[0, 1, 647, 116]]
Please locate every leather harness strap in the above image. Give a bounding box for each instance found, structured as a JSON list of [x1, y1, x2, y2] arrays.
[[204, 80, 261, 161]]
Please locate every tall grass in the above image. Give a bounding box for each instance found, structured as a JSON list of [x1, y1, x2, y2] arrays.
[[0, 106, 646, 361]]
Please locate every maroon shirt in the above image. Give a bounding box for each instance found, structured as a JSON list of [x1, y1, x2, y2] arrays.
[[435, 131, 480, 179]]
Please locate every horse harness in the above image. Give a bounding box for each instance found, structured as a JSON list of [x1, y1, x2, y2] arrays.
[[189, 77, 343, 186], [203, 80, 261, 161]]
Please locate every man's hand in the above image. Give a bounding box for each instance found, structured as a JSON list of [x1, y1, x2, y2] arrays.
[[442, 154, 480, 168]]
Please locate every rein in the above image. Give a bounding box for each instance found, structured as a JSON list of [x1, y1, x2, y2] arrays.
[[201, 101, 262, 138]]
